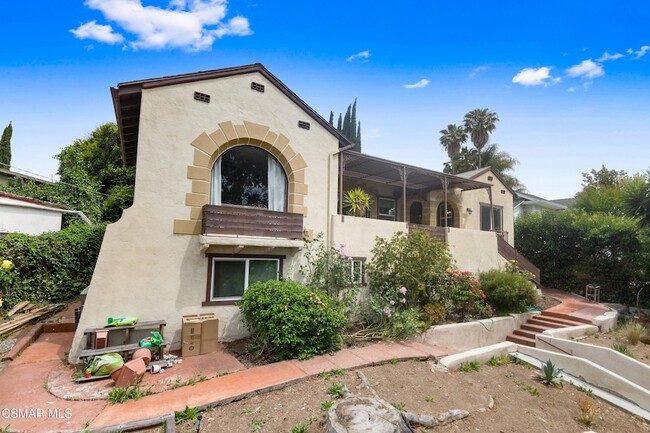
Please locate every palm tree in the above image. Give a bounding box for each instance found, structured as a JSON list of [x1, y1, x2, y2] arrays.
[[463, 108, 499, 168], [439, 124, 467, 159], [443, 144, 525, 191]]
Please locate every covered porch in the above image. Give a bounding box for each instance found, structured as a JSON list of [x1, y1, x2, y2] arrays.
[[338, 150, 497, 239]]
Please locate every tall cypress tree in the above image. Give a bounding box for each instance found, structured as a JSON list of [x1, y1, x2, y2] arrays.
[[342, 105, 352, 139], [337, 114, 343, 131], [328, 111, 334, 125], [0, 121, 12, 168], [350, 99, 357, 144], [355, 121, 362, 152]]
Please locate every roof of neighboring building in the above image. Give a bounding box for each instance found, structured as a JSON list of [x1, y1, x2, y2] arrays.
[[0, 168, 55, 186], [514, 191, 568, 210], [550, 197, 576, 207], [342, 150, 490, 192], [111, 63, 353, 167], [0, 191, 70, 212], [456, 166, 515, 195]]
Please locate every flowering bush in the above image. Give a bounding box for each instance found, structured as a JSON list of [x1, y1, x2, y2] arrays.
[[300, 233, 358, 299], [443, 269, 491, 320], [0, 259, 16, 308], [364, 286, 425, 339]]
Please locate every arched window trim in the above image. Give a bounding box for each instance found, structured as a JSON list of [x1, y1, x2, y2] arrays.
[[436, 202, 455, 228], [210, 145, 288, 212]]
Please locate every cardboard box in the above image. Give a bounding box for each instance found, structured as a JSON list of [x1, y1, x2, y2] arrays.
[[200, 338, 219, 355], [182, 314, 219, 356], [182, 334, 201, 357]]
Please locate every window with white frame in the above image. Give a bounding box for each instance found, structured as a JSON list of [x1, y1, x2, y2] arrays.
[[378, 197, 396, 220], [208, 256, 281, 302], [480, 204, 503, 233], [349, 258, 365, 285]]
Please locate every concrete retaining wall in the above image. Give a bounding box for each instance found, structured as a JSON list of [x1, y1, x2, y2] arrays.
[[419, 312, 538, 352], [517, 345, 650, 412], [536, 334, 650, 391]]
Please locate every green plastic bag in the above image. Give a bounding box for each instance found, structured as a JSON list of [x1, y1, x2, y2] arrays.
[[88, 353, 124, 376], [139, 331, 163, 348], [106, 316, 138, 327]]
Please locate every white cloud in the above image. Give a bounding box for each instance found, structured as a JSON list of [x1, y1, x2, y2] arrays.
[[74, 0, 252, 51], [567, 86, 577, 93], [596, 51, 624, 62], [566, 60, 604, 79], [347, 50, 371, 62], [469, 66, 488, 77], [402, 79, 429, 89], [70, 20, 124, 44], [511, 67, 558, 86], [632, 45, 650, 59]]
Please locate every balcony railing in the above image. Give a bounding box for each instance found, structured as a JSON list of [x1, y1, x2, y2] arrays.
[[408, 224, 447, 242], [496, 234, 541, 285], [202, 205, 304, 239]]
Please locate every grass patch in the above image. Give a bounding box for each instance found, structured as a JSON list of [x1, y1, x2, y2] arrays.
[[318, 368, 346, 380], [612, 341, 635, 358], [487, 355, 512, 366], [108, 384, 153, 404], [290, 416, 318, 433], [321, 400, 334, 411], [514, 379, 539, 397], [459, 361, 481, 372], [250, 418, 266, 431], [391, 402, 407, 411], [577, 399, 597, 427], [327, 382, 346, 399], [621, 321, 645, 345], [174, 405, 199, 424]]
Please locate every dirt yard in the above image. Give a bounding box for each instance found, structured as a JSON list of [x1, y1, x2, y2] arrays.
[[581, 322, 650, 366], [172, 359, 649, 433]]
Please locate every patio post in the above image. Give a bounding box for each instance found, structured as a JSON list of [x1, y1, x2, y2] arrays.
[[338, 153, 344, 217], [402, 166, 407, 222], [487, 186, 494, 231], [443, 176, 449, 228]]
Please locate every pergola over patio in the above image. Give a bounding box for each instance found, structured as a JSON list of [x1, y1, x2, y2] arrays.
[[338, 150, 496, 229]]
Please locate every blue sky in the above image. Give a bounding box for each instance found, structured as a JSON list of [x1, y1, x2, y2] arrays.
[[1, 1, 649, 199]]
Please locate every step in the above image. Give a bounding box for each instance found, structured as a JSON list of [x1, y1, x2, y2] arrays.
[[513, 329, 538, 340], [539, 311, 591, 325], [521, 323, 554, 333], [527, 318, 567, 329], [506, 334, 536, 347]]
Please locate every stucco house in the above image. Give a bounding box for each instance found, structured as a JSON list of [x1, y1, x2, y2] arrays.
[[0, 191, 68, 236], [70, 64, 532, 361], [513, 191, 570, 218]]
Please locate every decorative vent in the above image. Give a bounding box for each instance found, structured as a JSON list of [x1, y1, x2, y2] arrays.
[[194, 91, 210, 103], [298, 120, 311, 130], [501, 189, 506, 194], [487, 176, 494, 181], [251, 82, 265, 93]]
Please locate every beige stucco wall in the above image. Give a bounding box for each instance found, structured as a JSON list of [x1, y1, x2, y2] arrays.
[[459, 172, 515, 245], [70, 72, 341, 361], [0, 198, 63, 235], [330, 215, 407, 260], [447, 227, 506, 273]]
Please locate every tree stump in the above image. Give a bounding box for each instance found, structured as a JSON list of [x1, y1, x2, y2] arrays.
[[325, 396, 417, 433]]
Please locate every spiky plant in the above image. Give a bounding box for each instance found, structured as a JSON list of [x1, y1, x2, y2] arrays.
[[539, 360, 563, 387]]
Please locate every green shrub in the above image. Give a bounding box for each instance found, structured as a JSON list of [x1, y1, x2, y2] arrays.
[[366, 230, 452, 307], [0, 223, 105, 309], [478, 269, 538, 313], [620, 321, 645, 345], [239, 280, 347, 360], [443, 269, 491, 319]]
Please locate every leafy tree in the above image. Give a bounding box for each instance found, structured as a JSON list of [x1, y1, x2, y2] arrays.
[[1, 123, 134, 223], [573, 166, 642, 216], [443, 144, 524, 191], [625, 170, 650, 227], [0, 121, 12, 168], [439, 123, 467, 159], [463, 108, 499, 168]]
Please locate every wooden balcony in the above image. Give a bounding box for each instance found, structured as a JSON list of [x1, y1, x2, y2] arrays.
[[202, 205, 304, 239]]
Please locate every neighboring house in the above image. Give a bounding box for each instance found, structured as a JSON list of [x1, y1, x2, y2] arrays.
[[0, 167, 55, 187], [0, 191, 68, 235], [70, 63, 532, 361], [514, 191, 569, 218]]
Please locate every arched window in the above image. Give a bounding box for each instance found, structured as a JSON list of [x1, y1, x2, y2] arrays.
[[211, 146, 287, 211], [436, 202, 455, 227]]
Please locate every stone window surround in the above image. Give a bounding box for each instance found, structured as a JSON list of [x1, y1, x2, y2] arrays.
[[173, 120, 309, 235]]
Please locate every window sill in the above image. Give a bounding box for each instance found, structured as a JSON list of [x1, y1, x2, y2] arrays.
[[202, 300, 239, 306]]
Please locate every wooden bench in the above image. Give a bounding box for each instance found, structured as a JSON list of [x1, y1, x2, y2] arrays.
[[80, 320, 167, 364]]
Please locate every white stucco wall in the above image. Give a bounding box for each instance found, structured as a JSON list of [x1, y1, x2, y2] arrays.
[[70, 71, 341, 361], [0, 199, 63, 235], [330, 215, 407, 260]]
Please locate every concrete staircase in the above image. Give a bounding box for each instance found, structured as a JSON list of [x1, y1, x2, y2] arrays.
[[506, 311, 592, 347]]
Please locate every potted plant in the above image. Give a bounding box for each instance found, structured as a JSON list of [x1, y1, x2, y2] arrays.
[[343, 187, 372, 217]]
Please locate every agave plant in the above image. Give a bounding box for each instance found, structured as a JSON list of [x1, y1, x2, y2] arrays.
[[539, 360, 563, 387], [343, 187, 372, 217]]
